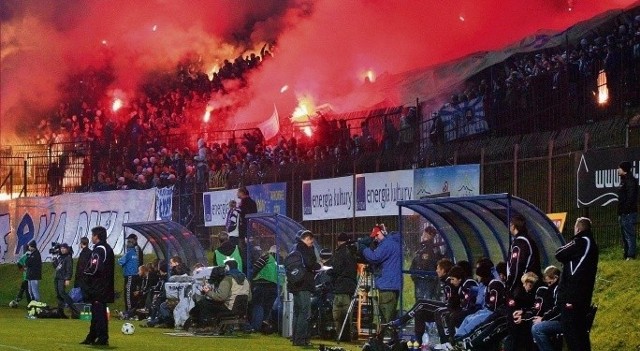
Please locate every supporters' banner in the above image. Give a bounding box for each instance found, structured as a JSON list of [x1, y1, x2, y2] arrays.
[[0, 189, 156, 263], [302, 176, 353, 221], [355, 170, 414, 217], [576, 147, 640, 208], [258, 105, 281, 140], [414, 164, 480, 199], [203, 182, 287, 227], [155, 186, 174, 221], [438, 97, 488, 142]]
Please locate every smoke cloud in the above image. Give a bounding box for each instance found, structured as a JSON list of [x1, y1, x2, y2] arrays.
[[1, 0, 636, 144]]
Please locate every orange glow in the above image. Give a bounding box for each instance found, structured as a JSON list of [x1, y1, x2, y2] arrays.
[[597, 69, 608, 105], [280, 85, 289, 93], [203, 105, 213, 123], [362, 69, 376, 83], [207, 65, 220, 80], [303, 126, 313, 137], [112, 98, 123, 112], [292, 95, 316, 121]]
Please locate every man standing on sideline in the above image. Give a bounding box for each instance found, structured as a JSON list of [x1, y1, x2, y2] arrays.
[[25, 240, 42, 302], [80, 226, 115, 346], [237, 186, 257, 241], [360, 226, 402, 324], [617, 161, 638, 260], [127, 233, 144, 267], [506, 214, 541, 295], [53, 243, 80, 318], [289, 230, 321, 347], [556, 217, 598, 351], [75, 237, 92, 288], [327, 232, 357, 341], [250, 245, 279, 332], [118, 235, 140, 318]]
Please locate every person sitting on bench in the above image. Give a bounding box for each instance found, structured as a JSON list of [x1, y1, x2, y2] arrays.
[[190, 259, 251, 328]]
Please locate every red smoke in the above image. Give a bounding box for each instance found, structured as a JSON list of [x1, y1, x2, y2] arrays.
[[1, 0, 636, 144]]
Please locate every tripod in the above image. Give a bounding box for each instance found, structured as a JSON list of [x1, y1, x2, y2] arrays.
[[336, 264, 379, 343]]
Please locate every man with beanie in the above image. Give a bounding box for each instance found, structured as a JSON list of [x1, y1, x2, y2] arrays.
[[327, 232, 357, 340], [25, 240, 42, 302], [80, 226, 115, 346], [289, 230, 321, 347], [118, 235, 141, 317], [53, 243, 80, 318], [617, 161, 638, 260], [361, 226, 402, 324], [556, 217, 599, 351]]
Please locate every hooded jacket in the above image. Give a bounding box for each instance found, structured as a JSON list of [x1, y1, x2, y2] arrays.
[[327, 242, 357, 295], [362, 231, 402, 291], [288, 241, 321, 293], [25, 247, 42, 281], [556, 228, 598, 310], [205, 269, 251, 311]]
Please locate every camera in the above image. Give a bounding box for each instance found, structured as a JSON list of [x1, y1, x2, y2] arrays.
[[207, 266, 226, 286], [49, 242, 61, 255]]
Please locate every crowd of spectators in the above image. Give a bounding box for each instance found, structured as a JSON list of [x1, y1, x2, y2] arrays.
[[29, 10, 640, 197], [431, 13, 640, 141]]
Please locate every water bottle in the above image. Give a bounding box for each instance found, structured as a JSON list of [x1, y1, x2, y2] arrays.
[[421, 322, 430, 350]]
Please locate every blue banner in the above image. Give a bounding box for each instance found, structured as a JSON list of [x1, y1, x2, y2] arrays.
[[156, 186, 174, 221], [438, 97, 489, 141]]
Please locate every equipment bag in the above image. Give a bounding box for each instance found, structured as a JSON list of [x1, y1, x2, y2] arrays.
[[284, 250, 306, 285]]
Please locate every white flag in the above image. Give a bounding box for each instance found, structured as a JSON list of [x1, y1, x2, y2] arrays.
[[258, 105, 280, 140]]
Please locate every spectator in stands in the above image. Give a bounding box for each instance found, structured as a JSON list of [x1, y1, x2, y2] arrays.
[[617, 161, 638, 260], [556, 217, 598, 351]]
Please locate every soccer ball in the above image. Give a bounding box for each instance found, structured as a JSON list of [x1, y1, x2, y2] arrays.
[[121, 322, 135, 335], [8, 300, 18, 308]]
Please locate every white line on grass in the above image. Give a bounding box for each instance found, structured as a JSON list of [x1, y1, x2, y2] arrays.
[[0, 344, 31, 351]]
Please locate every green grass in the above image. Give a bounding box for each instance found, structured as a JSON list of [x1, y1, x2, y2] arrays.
[[0, 249, 639, 350]]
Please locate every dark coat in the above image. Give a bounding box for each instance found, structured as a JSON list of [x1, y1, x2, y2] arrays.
[[327, 243, 357, 295], [556, 229, 598, 310], [288, 241, 321, 293], [618, 173, 638, 215], [53, 252, 73, 281], [25, 249, 42, 280], [82, 240, 115, 303], [238, 196, 257, 238], [75, 247, 92, 287], [506, 232, 541, 293]]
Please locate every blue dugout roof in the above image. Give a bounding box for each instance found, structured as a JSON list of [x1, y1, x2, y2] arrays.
[[398, 194, 565, 268]]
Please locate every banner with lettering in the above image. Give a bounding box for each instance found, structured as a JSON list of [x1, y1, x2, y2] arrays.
[[156, 186, 174, 221], [576, 147, 640, 207], [414, 164, 480, 199], [0, 189, 156, 263], [202, 183, 287, 227], [355, 170, 414, 217], [302, 176, 353, 221]]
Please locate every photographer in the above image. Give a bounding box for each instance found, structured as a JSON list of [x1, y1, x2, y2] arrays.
[[360, 226, 402, 323], [190, 259, 251, 328], [327, 232, 357, 340], [53, 243, 80, 318]]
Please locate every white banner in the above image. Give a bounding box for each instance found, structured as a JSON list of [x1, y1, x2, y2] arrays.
[[156, 186, 174, 221], [355, 170, 414, 217], [0, 189, 156, 263], [202, 189, 237, 227], [302, 176, 354, 221]]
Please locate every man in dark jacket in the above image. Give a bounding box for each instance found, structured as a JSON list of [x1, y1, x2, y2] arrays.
[[288, 230, 321, 347], [80, 226, 115, 346], [555, 217, 598, 351], [410, 226, 443, 300], [327, 232, 357, 340], [617, 161, 638, 260], [506, 214, 541, 296], [237, 186, 257, 241], [53, 243, 80, 317], [361, 227, 402, 323], [75, 237, 92, 288], [25, 240, 42, 302]]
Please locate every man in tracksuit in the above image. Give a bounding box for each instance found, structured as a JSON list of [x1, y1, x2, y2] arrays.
[[506, 214, 541, 296], [555, 217, 598, 351], [361, 227, 402, 324], [80, 226, 115, 346], [617, 161, 638, 260], [118, 236, 140, 316], [53, 243, 80, 318]]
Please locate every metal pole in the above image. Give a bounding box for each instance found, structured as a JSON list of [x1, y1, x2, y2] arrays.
[[23, 156, 28, 197], [547, 139, 554, 213], [513, 144, 519, 196], [480, 147, 485, 194]]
